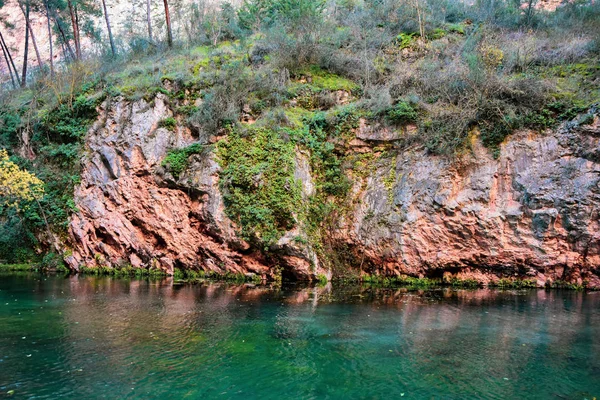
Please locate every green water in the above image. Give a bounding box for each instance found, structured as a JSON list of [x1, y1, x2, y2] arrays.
[[0, 273, 599, 399]]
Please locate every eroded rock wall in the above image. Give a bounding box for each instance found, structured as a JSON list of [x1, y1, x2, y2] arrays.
[[65, 96, 600, 287], [342, 115, 600, 287], [65, 95, 322, 280]]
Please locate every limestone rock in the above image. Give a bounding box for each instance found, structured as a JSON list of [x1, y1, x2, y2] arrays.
[[65, 97, 600, 288]]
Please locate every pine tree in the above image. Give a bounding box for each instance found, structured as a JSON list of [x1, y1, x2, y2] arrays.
[[163, 0, 172, 47], [101, 0, 115, 56]]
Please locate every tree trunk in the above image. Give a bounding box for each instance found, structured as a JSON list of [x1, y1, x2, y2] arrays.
[[163, 0, 173, 47], [0, 28, 21, 87], [60, 41, 67, 60], [44, 0, 55, 76], [27, 20, 43, 70], [0, 34, 17, 88], [21, 2, 30, 87], [415, 0, 426, 43], [19, 2, 43, 70], [101, 0, 116, 56], [0, 30, 20, 86], [146, 0, 153, 42], [525, 0, 536, 26], [74, 4, 81, 53], [211, 14, 221, 46], [52, 12, 76, 61], [34, 198, 60, 253], [67, 0, 81, 59]]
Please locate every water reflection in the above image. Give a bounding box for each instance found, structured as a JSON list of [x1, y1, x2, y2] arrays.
[[0, 273, 598, 399]]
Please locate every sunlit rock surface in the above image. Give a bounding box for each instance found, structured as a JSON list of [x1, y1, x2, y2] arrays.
[[66, 95, 600, 287]]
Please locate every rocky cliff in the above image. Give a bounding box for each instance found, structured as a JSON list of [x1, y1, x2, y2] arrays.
[[340, 113, 600, 288], [64, 95, 600, 288]]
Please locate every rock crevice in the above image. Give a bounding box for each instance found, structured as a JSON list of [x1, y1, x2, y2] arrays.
[[65, 96, 600, 287]]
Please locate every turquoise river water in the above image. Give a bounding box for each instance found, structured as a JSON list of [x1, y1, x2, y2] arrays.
[[0, 272, 599, 399]]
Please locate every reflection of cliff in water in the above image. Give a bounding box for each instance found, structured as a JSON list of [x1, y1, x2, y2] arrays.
[[57, 276, 599, 358], [2, 273, 598, 399]]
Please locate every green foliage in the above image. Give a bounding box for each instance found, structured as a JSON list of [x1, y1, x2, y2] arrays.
[[430, 28, 447, 40], [238, 0, 325, 32], [0, 85, 99, 263], [217, 126, 302, 247], [479, 99, 592, 158], [79, 265, 168, 278], [361, 274, 441, 289], [158, 117, 177, 131], [290, 108, 354, 197], [546, 280, 586, 290], [387, 101, 418, 124], [579, 112, 595, 126], [41, 252, 66, 270], [297, 66, 359, 92], [447, 23, 466, 34], [39, 143, 81, 166], [445, 277, 482, 288], [162, 143, 206, 178], [422, 117, 470, 156], [0, 111, 20, 148], [395, 32, 417, 49], [479, 116, 514, 158], [0, 264, 39, 272], [41, 95, 99, 141], [171, 268, 263, 284], [490, 278, 538, 289], [316, 274, 328, 285], [0, 215, 38, 263], [175, 105, 200, 117], [383, 159, 397, 205]]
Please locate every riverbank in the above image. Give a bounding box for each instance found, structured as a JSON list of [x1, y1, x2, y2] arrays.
[[0, 264, 593, 291]]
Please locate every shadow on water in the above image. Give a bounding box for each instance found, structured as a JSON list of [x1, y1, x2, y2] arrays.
[[0, 272, 599, 399]]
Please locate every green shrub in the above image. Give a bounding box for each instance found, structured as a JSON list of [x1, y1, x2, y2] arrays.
[[422, 115, 471, 156], [176, 105, 200, 116], [316, 274, 328, 285], [41, 252, 65, 269], [158, 117, 177, 131], [492, 278, 538, 289], [387, 101, 418, 124], [217, 125, 302, 247], [0, 86, 99, 263], [42, 95, 99, 140], [479, 116, 514, 158], [0, 111, 20, 148], [396, 32, 417, 49], [162, 143, 206, 178], [447, 23, 465, 34], [291, 108, 354, 197], [297, 66, 359, 92], [430, 28, 447, 40]]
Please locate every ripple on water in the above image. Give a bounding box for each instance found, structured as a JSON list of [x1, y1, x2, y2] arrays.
[[0, 275, 599, 399]]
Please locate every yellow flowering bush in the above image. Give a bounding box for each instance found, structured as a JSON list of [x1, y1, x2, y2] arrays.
[[0, 149, 45, 210], [480, 45, 504, 71]]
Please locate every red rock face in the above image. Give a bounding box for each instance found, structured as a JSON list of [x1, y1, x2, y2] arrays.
[[65, 95, 600, 287], [65, 95, 321, 281], [339, 115, 600, 288], [68, 174, 270, 277]]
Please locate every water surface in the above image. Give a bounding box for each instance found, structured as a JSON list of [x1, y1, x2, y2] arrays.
[[0, 273, 599, 399]]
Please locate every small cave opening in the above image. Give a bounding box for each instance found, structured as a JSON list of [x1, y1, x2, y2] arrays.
[[280, 264, 299, 283], [152, 233, 168, 251], [129, 218, 167, 251], [426, 267, 462, 280], [93, 227, 123, 256], [94, 227, 120, 249]]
